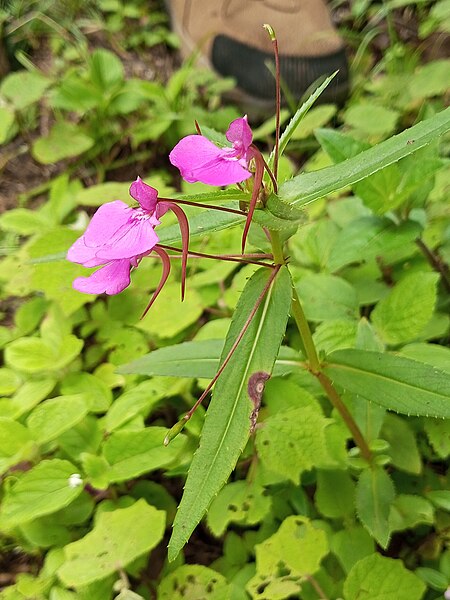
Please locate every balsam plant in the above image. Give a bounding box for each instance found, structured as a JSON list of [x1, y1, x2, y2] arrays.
[[0, 19, 449, 600]]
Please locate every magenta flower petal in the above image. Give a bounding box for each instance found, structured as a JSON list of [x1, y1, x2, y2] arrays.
[[67, 236, 103, 266], [73, 259, 132, 295], [169, 135, 251, 186], [226, 116, 252, 152], [95, 218, 159, 261], [129, 177, 159, 212], [83, 201, 133, 247]]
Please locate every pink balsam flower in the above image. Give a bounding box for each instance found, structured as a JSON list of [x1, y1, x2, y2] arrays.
[[67, 178, 165, 295], [169, 116, 254, 186]]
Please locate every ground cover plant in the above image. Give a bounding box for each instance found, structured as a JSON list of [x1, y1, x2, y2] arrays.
[[0, 1, 449, 599]]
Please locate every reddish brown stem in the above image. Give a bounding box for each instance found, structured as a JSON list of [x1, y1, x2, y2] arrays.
[[242, 149, 265, 254], [158, 196, 246, 216], [272, 37, 281, 181], [157, 244, 273, 268], [141, 246, 171, 319]]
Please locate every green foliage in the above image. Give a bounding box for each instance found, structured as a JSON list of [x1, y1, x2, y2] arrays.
[[58, 500, 165, 587], [169, 267, 292, 560], [0, 4, 449, 598], [247, 517, 329, 599], [344, 554, 426, 600]]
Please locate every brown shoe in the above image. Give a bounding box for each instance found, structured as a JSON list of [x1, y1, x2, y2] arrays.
[[167, 0, 349, 108]]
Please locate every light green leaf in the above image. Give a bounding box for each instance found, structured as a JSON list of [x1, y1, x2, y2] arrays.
[[315, 470, 355, 518], [415, 567, 448, 592], [27, 227, 90, 315], [344, 554, 426, 600], [356, 467, 395, 548], [32, 123, 94, 164], [0, 418, 36, 475], [247, 516, 329, 600], [1, 71, 51, 109], [0, 459, 83, 530], [11, 378, 56, 418], [400, 343, 450, 373], [324, 349, 450, 417], [327, 217, 422, 272], [158, 565, 229, 600], [426, 490, 450, 511], [424, 418, 450, 459], [408, 60, 450, 100], [0, 208, 53, 236], [290, 104, 337, 140], [371, 272, 439, 345], [168, 267, 292, 561], [58, 500, 165, 587], [60, 372, 112, 413], [135, 283, 203, 338], [313, 320, 357, 354], [331, 526, 375, 574], [256, 407, 332, 483], [5, 335, 83, 373], [26, 395, 88, 445], [89, 48, 124, 90], [381, 414, 421, 474], [103, 427, 186, 483], [278, 107, 450, 206], [58, 417, 102, 462], [296, 274, 358, 322], [104, 379, 174, 432], [344, 102, 400, 137], [0, 368, 21, 396], [118, 339, 302, 379], [207, 481, 271, 537], [389, 494, 434, 532], [74, 182, 132, 207]]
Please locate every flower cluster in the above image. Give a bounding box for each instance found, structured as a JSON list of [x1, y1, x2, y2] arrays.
[[67, 116, 265, 314]]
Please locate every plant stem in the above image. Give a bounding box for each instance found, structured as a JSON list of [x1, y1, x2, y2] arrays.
[[416, 237, 450, 294], [290, 282, 372, 463], [316, 371, 372, 463], [290, 285, 320, 373], [269, 229, 286, 265]]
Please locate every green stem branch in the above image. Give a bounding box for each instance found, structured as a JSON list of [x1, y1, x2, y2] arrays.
[[316, 371, 372, 463], [290, 280, 372, 463]]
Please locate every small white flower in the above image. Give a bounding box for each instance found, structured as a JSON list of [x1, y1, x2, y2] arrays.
[[68, 473, 83, 488]]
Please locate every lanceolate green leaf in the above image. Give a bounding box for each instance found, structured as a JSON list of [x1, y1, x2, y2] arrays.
[[268, 72, 337, 169], [323, 349, 450, 418], [278, 106, 450, 206], [168, 267, 292, 560], [118, 339, 303, 379], [356, 467, 395, 548]]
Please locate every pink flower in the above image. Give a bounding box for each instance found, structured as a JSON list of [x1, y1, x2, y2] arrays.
[[67, 178, 164, 295], [169, 116, 254, 186]]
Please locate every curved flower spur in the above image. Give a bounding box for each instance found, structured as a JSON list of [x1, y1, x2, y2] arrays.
[[67, 177, 190, 317]]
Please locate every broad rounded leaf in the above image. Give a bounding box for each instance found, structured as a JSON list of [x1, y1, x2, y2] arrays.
[[32, 123, 94, 164], [158, 565, 229, 600], [0, 459, 83, 529], [344, 554, 426, 600], [26, 394, 89, 444], [58, 500, 165, 587]]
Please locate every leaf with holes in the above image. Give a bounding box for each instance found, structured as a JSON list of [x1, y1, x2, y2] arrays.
[[58, 500, 165, 587]]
